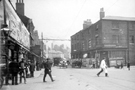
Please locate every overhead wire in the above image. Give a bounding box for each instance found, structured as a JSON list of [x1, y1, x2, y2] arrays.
[[105, 0, 120, 13], [64, 0, 87, 38]]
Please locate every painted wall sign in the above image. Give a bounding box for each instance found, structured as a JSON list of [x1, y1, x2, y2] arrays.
[[4, 0, 30, 49], [0, 1, 4, 21]]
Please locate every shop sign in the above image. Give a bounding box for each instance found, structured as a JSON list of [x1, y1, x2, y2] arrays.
[[0, 0, 4, 21], [4, 0, 30, 49]]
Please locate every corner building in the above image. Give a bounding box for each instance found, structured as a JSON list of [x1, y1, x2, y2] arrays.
[[71, 9, 135, 66]]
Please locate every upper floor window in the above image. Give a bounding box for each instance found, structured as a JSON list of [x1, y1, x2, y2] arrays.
[[88, 39, 91, 48], [112, 21, 119, 29], [129, 22, 135, 30], [96, 25, 98, 30], [112, 35, 119, 44], [82, 42, 85, 50], [95, 35, 99, 45], [129, 35, 135, 44]]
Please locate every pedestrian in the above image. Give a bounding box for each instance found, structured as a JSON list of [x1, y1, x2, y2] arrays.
[[30, 61, 35, 77], [97, 57, 108, 77], [43, 58, 54, 82], [9, 59, 19, 85], [120, 61, 123, 69], [127, 62, 130, 70], [26, 61, 31, 78], [19, 58, 26, 84]]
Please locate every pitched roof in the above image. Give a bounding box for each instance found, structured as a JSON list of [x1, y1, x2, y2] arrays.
[[17, 13, 29, 27], [102, 16, 135, 21]]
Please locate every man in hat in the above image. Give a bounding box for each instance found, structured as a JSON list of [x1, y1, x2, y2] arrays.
[[19, 58, 26, 84], [9, 59, 19, 85], [43, 58, 54, 82]]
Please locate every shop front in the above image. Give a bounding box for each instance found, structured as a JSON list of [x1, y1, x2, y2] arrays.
[[0, 0, 30, 85]]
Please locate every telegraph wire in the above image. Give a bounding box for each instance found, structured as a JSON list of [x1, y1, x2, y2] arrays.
[[64, 0, 87, 38], [106, 0, 120, 13]]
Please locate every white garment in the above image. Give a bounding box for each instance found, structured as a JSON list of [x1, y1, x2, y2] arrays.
[[100, 59, 107, 69], [104, 68, 108, 73]]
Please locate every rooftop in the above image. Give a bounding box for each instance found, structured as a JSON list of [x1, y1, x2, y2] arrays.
[[102, 16, 135, 21]]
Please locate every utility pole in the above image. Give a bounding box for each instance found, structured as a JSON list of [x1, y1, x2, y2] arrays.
[[41, 32, 44, 60]]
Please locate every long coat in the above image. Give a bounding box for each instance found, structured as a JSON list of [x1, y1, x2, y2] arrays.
[[30, 63, 35, 72], [9, 61, 19, 75]]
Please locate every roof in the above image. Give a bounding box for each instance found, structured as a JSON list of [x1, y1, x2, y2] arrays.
[[17, 13, 30, 27], [102, 16, 135, 21]]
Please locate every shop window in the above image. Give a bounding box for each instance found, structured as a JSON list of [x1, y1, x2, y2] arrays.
[[110, 51, 125, 58]]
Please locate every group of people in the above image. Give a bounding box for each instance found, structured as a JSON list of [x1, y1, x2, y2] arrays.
[[8, 57, 131, 85], [9, 58, 35, 85]]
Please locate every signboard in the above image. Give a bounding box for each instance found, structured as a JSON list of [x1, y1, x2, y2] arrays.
[[0, 1, 4, 21], [4, 0, 30, 49]]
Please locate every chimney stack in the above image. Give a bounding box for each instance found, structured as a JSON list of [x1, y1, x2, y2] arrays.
[[16, 0, 25, 16], [83, 19, 92, 29], [100, 8, 105, 19]]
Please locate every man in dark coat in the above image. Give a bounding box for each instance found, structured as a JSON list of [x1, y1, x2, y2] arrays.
[[19, 58, 26, 84], [127, 62, 130, 70], [43, 58, 54, 82], [9, 59, 19, 85], [30, 61, 35, 77]]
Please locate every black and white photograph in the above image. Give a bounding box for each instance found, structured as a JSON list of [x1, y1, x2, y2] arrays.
[[0, 0, 135, 90]]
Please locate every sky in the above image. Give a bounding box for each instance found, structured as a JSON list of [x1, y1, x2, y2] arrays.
[[10, 0, 135, 48]]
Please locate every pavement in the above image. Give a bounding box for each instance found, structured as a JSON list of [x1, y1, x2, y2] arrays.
[[1, 66, 135, 90], [34, 69, 44, 78], [1, 69, 44, 89]]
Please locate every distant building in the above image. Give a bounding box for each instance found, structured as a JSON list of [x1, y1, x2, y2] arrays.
[[71, 8, 135, 66], [47, 50, 64, 59]]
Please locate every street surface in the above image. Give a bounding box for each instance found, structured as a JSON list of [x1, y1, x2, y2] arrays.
[[1, 66, 135, 90]]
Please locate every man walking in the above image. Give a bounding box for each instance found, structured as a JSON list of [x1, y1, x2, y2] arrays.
[[9, 59, 19, 85], [127, 61, 130, 70], [97, 57, 108, 77], [30, 61, 35, 77], [19, 58, 26, 84], [43, 58, 54, 82]]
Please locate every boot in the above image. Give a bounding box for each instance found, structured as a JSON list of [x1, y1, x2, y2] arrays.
[[97, 73, 99, 77], [105, 73, 108, 77]]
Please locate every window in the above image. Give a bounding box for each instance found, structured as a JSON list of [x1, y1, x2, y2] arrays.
[[112, 21, 119, 29], [129, 35, 134, 44], [88, 39, 91, 48], [96, 25, 98, 30], [82, 42, 85, 50], [112, 35, 119, 44], [95, 36, 99, 45], [129, 22, 135, 30]]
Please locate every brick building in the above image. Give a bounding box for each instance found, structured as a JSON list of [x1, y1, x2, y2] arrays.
[[71, 8, 135, 66]]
